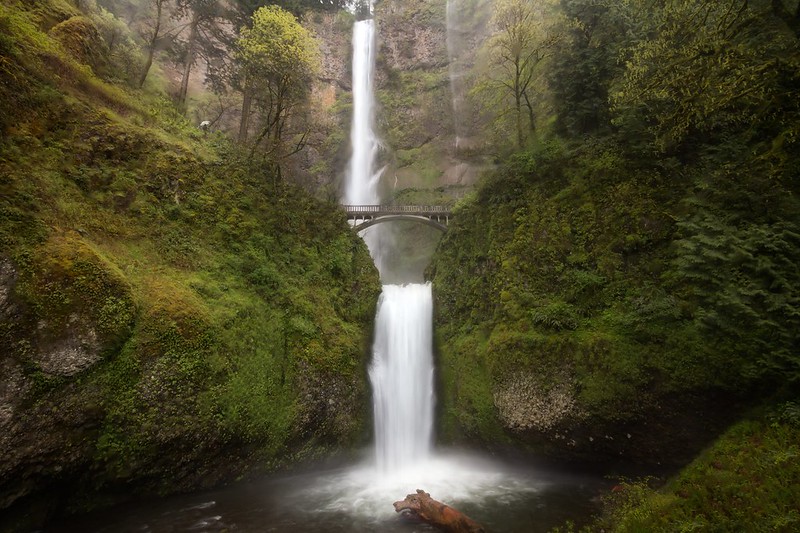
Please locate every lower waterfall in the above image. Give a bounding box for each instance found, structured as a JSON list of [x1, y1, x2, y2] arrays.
[[370, 283, 435, 473]]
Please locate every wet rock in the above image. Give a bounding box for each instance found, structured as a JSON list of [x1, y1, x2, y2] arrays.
[[295, 359, 367, 445], [33, 314, 101, 376], [493, 372, 582, 432], [0, 259, 16, 314], [379, 22, 447, 71], [0, 363, 30, 430]]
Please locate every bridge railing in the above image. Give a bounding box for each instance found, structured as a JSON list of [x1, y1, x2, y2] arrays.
[[343, 205, 451, 215]]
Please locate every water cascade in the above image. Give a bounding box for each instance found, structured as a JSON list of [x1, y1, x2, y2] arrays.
[[446, 0, 469, 150], [370, 284, 435, 472], [344, 8, 435, 475], [344, 18, 380, 207]]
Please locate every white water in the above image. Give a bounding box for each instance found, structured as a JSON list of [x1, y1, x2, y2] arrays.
[[370, 283, 435, 472], [345, 9, 435, 474], [344, 16, 391, 272], [344, 18, 381, 207]]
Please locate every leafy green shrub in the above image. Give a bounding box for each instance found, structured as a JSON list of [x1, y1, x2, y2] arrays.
[[530, 301, 579, 331]]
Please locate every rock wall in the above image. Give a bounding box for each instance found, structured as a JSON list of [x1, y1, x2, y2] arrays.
[[289, 1, 496, 201], [292, 11, 356, 197], [374, 0, 455, 196]]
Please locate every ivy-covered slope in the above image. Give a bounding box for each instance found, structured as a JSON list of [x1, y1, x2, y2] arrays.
[[589, 407, 800, 532], [0, 1, 379, 527]]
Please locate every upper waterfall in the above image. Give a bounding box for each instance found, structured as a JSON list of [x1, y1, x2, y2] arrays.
[[344, 18, 381, 206]]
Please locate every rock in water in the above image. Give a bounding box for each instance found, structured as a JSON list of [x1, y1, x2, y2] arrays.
[[393, 489, 485, 533]]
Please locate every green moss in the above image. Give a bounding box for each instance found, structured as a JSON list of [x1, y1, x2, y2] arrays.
[[437, 325, 505, 442], [13, 234, 136, 361], [595, 412, 800, 532], [48, 16, 105, 71]]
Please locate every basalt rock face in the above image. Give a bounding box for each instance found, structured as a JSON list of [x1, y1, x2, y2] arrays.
[[300, 1, 491, 201], [293, 11, 355, 195], [373, 0, 455, 193], [369, 0, 493, 197]]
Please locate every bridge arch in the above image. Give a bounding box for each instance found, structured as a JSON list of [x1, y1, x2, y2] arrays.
[[352, 214, 448, 233]]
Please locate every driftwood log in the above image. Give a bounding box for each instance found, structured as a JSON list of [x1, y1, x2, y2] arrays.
[[393, 489, 486, 533]]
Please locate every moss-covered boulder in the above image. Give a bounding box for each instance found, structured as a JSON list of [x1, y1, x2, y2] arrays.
[[49, 16, 106, 73], [19, 234, 136, 375]]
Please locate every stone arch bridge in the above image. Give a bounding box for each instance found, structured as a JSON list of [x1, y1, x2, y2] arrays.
[[343, 205, 451, 232]]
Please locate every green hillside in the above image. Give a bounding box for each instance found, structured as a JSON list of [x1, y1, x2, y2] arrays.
[[0, 0, 379, 527]]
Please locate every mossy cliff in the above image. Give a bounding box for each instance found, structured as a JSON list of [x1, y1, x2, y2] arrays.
[[427, 0, 800, 527], [0, 1, 380, 527], [374, 0, 452, 192], [427, 0, 800, 474], [428, 139, 799, 466], [371, 0, 494, 195]]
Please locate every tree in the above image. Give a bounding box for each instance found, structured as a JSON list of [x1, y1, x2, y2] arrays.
[[608, 0, 800, 383], [174, 0, 225, 109], [548, 0, 636, 136], [235, 5, 320, 156], [477, 0, 563, 148], [610, 0, 800, 152], [229, 0, 350, 28], [138, 0, 173, 87]]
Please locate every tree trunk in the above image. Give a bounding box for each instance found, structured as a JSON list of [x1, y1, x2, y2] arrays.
[[523, 90, 536, 140], [393, 490, 485, 533], [514, 92, 523, 148], [139, 46, 156, 88], [178, 9, 199, 109], [514, 59, 524, 148], [139, 0, 164, 88], [238, 81, 252, 143]]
